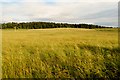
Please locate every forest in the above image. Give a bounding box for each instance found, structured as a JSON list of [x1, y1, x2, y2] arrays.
[[1, 22, 113, 29]]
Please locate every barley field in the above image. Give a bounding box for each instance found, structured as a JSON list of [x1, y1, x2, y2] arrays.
[[2, 28, 120, 78]]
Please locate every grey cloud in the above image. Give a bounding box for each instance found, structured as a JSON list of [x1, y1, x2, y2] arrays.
[[2, 1, 118, 27], [81, 8, 117, 19]]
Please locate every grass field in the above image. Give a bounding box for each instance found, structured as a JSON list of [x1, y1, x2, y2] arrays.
[[2, 28, 120, 78]]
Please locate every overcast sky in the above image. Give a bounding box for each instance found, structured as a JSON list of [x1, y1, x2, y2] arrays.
[[0, 0, 119, 27]]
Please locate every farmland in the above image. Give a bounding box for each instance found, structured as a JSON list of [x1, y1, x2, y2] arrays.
[[2, 28, 120, 78]]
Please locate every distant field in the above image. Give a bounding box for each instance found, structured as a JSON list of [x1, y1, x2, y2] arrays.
[[2, 28, 120, 78]]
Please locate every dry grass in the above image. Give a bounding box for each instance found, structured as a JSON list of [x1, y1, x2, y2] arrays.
[[2, 28, 120, 78]]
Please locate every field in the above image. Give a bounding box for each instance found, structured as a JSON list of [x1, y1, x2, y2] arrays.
[[2, 28, 120, 78]]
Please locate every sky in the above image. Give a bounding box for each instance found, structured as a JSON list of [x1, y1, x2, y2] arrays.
[[0, 0, 119, 27]]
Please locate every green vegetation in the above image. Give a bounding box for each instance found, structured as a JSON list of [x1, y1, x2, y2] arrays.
[[2, 28, 120, 78], [1, 22, 113, 29]]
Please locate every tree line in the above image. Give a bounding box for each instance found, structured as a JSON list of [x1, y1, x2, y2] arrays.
[[1, 22, 113, 29]]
